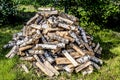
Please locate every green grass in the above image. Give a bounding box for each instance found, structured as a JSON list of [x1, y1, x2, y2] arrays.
[[0, 25, 22, 80], [0, 5, 120, 80]]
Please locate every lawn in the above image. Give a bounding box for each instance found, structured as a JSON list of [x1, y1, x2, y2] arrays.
[[0, 5, 120, 80]]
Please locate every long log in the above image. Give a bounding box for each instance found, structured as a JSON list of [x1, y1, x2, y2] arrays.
[[94, 43, 100, 52], [19, 45, 33, 51], [28, 50, 44, 55], [62, 50, 79, 67], [43, 28, 63, 34], [63, 65, 74, 73], [58, 16, 74, 24], [70, 44, 85, 56], [38, 7, 55, 11], [38, 10, 58, 17], [21, 64, 29, 73], [64, 36, 75, 42], [56, 31, 69, 37], [70, 52, 82, 58], [81, 65, 93, 75], [55, 57, 72, 65], [59, 13, 79, 22], [75, 61, 91, 72], [26, 14, 39, 25], [40, 54, 59, 76], [44, 51, 55, 63], [34, 44, 57, 49], [47, 34, 69, 44], [36, 62, 54, 77], [76, 55, 90, 64], [34, 55, 54, 77], [51, 48, 61, 54], [5, 46, 18, 58], [69, 31, 80, 45], [58, 23, 70, 30], [20, 57, 35, 61], [90, 56, 103, 65], [44, 61, 59, 76]]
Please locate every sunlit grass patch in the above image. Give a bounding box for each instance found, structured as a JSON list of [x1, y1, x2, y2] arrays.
[[0, 58, 17, 80], [110, 45, 120, 55], [17, 5, 37, 12]]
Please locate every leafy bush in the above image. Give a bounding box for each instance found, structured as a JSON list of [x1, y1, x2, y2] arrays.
[[72, 0, 119, 30], [0, 0, 17, 24], [48, 0, 119, 30]]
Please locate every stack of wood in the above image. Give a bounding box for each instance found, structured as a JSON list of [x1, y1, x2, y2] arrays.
[[4, 8, 103, 77]]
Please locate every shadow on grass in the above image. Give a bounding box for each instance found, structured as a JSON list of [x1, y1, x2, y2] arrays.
[[94, 35, 118, 60], [0, 24, 23, 59], [91, 12, 120, 32], [4, 11, 36, 26], [104, 12, 120, 32], [0, 10, 36, 61], [1, 12, 36, 26], [0, 32, 12, 60], [15, 11, 36, 24]]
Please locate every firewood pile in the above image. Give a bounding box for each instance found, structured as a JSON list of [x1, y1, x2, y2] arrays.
[[4, 8, 103, 77]]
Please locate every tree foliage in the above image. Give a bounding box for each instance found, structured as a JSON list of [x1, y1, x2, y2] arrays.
[[0, 0, 17, 24], [63, 0, 120, 28], [28, 0, 119, 29]]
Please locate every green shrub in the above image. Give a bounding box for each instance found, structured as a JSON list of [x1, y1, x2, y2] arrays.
[[68, 0, 120, 29], [48, 0, 119, 29], [0, 0, 17, 24]]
